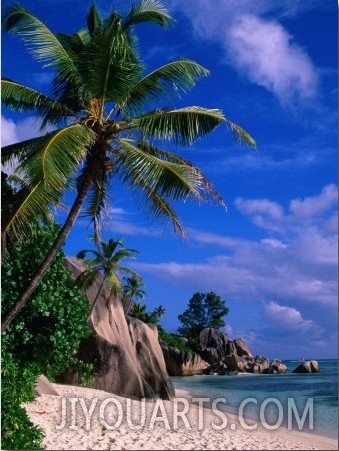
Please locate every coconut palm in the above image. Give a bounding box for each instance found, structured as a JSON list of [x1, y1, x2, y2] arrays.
[[122, 275, 147, 313], [76, 237, 139, 316], [129, 301, 165, 325], [1, 1, 255, 330]]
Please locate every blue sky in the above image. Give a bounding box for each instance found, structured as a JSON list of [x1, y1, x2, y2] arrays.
[[2, 0, 337, 359]]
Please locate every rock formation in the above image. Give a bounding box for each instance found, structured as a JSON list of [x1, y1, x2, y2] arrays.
[[160, 342, 209, 376], [233, 338, 252, 357], [34, 374, 59, 397], [61, 257, 174, 400], [264, 359, 288, 374], [197, 328, 286, 375], [199, 328, 235, 364], [292, 360, 320, 373]]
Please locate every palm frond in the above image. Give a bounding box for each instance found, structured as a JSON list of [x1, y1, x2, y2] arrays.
[[82, 13, 142, 112], [2, 135, 45, 167], [134, 180, 185, 235], [81, 164, 112, 220], [135, 139, 226, 206], [129, 107, 225, 147], [116, 138, 202, 200], [105, 272, 122, 298], [2, 124, 93, 240], [130, 107, 256, 147], [120, 59, 210, 116], [87, 4, 103, 38], [114, 140, 186, 234], [123, 0, 174, 30], [112, 248, 139, 262], [75, 268, 99, 291], [226, 121, 256, 147], [2, 5, 79, 84], [1, 78, 74, 120]]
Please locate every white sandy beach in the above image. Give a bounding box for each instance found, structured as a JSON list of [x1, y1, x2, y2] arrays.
[[23, 383, 337, 450]]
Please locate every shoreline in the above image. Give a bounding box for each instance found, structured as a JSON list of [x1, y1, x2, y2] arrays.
[[23, 383, 338, 450], [173, 385, 338, 441], [174, 388, 338, 448]]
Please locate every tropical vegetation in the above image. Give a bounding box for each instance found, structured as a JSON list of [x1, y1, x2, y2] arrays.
[[2, 176, 92, 449], [1, 0, 255, 330], [122, 274, 147, 313], [129, 301, 165, 324], [76, 237, 140, 316], [177, 291, 230, 351]]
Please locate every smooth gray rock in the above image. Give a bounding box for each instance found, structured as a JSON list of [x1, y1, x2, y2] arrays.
[[60, 257, 174, 400], [292, 360, 320, 374], [160, 343, 209, 376]]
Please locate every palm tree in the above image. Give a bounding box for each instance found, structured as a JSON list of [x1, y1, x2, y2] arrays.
[[76, 237, 139, 317], [122, 275, 147, 313], [129, 301, 148, 321], [129, 301, 165, 325], [1, 1, 255, 330]]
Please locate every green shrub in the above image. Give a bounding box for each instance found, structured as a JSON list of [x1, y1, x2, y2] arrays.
[[158, 327, 192, 352], [2, 221, 92, 379], [1, 221, 93, 449], [1, 346, 44, 450]]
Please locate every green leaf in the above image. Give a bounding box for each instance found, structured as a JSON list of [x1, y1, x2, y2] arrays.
[[2, 4, 80, 84], [2, 124, 93, 240], [1, 78, 73, 120]]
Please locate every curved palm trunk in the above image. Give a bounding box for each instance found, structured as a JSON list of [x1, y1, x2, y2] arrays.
[[1, 173, 92, 332]]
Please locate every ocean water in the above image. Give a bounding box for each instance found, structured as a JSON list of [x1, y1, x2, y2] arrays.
[[172, 359, 338, 439]]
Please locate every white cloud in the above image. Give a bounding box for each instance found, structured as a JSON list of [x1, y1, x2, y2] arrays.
[[1, 115, 54, 147], [234, 197, 285, 232], [1, 116, 19, 147], [172, 0, 319, 107], [103, 219, 162, 237], [289, 184, 338, 219], [263, 301, 315, 331], [135, 185, 338, 308], [235, 184, 337, 234], [227, 15, 318, 105]]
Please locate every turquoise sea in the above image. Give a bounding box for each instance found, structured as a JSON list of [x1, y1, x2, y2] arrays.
[[172, 359, 338, 439]]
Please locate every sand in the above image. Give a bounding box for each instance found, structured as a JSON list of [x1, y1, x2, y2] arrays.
[[23, 383, 338, 450]]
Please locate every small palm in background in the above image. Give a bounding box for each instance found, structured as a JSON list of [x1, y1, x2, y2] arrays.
[[129, 302, 166, 325], [76, 237, 140, 316], [122, 275, 147, 314]]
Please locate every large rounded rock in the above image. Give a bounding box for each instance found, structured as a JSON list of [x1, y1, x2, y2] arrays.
[[292, 360, 320, 374], [199, 328, 233, 364], [264, 359, 288, 374], [233, 338, 253, 357], [61, 257, 174, 400], [160, 343, 209, 376]]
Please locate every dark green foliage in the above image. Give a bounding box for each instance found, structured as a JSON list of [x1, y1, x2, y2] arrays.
[[157, 327, 192, 352], [1, 346, 44, 450], [2, 221, 92, 378], [129, 302, 165, 325], [1, 219, 93, 449], [177, 292, 229, 351]]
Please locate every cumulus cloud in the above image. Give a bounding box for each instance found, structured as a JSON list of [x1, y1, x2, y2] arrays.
[[135, 185, 338, 309], [263, 301, 315, 331], [289, 184, 338, 219], [172, 0, 319, 107], [227, 15, 318, 105], [1, 115, 54, 147], [234, 197, 284, 232], [235, 184, 337, 234]]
